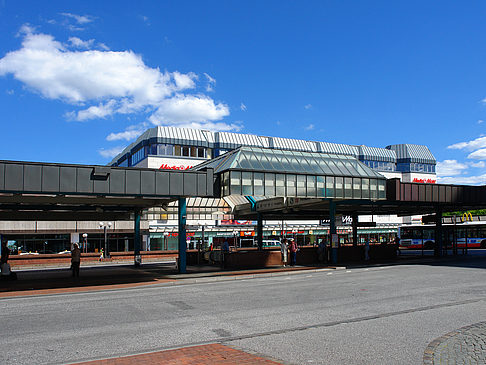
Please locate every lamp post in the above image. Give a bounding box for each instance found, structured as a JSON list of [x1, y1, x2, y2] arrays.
[[82, 233, 88, 253], [163, 232, 169, 251], [233, 230, 238, 249], [99, 222, 112, 258]]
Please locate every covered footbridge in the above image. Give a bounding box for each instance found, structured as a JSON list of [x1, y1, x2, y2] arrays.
[[0, 160, 213, 272]]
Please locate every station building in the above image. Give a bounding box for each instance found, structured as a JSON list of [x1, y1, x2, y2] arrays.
[[0, 125, 437, 254], [107, 126, 437, 250]]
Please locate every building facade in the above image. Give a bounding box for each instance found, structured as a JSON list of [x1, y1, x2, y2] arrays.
[[109, 126, 437, 249]]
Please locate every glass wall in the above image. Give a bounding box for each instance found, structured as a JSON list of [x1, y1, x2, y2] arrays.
[[224, 170, 386, 200]]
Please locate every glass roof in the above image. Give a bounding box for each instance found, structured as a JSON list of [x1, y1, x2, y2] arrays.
[[193, 146, 385, 179]]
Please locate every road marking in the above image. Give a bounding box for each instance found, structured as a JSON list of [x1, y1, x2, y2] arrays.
[[346, 270, 352, 273], [327, 272, 333, 275]]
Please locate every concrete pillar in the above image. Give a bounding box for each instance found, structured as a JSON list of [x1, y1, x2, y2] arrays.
[[257, 213, 263, 250], [352, 212, 358, 247], [178, 197, 187, 273], [330, 200, 338, 264], [134, 209, 142, 267], [434, 208, 443, 257]]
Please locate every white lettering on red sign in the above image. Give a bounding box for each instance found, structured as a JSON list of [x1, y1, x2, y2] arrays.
[[412, 178, 436, 184], [159, 164, 193, 170]]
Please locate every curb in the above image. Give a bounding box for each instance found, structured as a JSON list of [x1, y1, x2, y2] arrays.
[[423, 321, 486, 364]]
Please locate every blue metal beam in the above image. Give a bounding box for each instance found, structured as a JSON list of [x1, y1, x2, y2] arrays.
[[178, 197, 187, 273]]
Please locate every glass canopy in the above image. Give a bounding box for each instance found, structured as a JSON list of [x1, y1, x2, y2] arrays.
[[193, 147, 386, 200]]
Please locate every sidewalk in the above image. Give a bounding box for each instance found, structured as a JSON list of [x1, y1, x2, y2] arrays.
[[0, 261, 341, 298], [1, 253, 483, 299]]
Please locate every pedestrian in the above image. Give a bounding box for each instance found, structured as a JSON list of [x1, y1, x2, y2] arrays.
[[99, 248, 103, 261], [71, 242, 81, 278], [1, 240, 11, 275], [364, 238, 370, 261], [317, 240, 326, 264], [1, 240, 10, 265], [280, 238, 288, 266], [289, 238, 298, 266]]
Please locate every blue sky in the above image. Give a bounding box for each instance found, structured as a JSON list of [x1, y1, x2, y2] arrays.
[[1, 1, 486, 184]]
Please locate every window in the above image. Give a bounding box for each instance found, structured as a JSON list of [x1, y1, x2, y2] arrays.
[[264, 173, 275, 196], [276, 174, 285, 196], [286, 175, 296, 196], [230, 171, 241, 195], [242, 172, 253, 195], [191, 146, 197, 157], [254, 172, 264, 196], [182, 146, 190, 157], [175, 145, 181, 156], [198, 147, 206, 158]]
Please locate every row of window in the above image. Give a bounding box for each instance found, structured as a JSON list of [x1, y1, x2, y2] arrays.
[[221, 171, 386, 200], [118, 144, 436, 174], [397, 163, 435, 173], [362, 160, 395, 172]]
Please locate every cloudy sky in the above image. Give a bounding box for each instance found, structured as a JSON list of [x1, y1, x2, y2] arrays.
[[1, 1, 486, 184]]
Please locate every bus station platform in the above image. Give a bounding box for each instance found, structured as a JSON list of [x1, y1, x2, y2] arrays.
[[2, 251, 485, 298]]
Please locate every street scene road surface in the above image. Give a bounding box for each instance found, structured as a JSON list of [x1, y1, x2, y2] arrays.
[[1, 258, 485, 364]]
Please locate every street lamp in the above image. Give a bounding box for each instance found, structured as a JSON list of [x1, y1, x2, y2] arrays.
[[82, 233, 88, 253], [99, 222, 112, 258], [233, 230, 238, 248], [163, 232, 169, 251]]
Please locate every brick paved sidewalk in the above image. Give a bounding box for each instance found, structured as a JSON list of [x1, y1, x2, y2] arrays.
[[423, 321, 486, 364], [72, 344, 283, 365]]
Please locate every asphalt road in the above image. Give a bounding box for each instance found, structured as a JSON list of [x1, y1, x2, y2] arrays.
[[1, 259, 486, 365]]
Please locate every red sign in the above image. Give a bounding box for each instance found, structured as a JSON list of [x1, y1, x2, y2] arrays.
[[413, 178, 436, 184], [159, 164, 193, 170]]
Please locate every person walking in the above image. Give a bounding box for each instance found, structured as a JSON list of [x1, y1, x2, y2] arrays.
[[280, 238, 288, 266], [71, 243, 81, 278], [289, 238, 298, 266], [1, 240, 11, 275]]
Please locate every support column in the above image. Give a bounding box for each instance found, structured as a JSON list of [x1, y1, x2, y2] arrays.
[[134, 209, 141, 267], [178, 197, 187, 273], [434, 208, 443, 257], [330, 200, 338, 264], [352, 212, 358, 247], [257, 213, 263, 251]]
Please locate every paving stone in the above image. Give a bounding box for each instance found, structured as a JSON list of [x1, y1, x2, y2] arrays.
[[424, 322, 486, 365]]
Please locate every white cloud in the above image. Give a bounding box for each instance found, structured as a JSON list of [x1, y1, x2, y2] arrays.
[[149, 94, 229, 125], [470, 161, 485, 168], [99, 146, 124, 158], [304, 104, 312, 110], [240, 102, 247, 111], [204, 73, 216, 92], [60, 13, 94, 25], [438, 174, 486, 185], [467, 148, 486, 160], [478, 119, 484, 124], [107, 128, 144, 141], [67, 100, 117, 121], [305, 123, 315, 131], [139, 15, 150, 25], [447, 136, 486, 151], [436, 160, 468, 177], [68, 37, 95, 49], [0, 29, 235, 129], [97, 43, 109, 51]]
